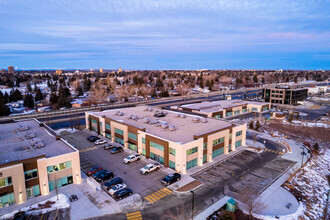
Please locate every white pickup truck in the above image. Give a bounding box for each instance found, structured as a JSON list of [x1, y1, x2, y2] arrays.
[[140, 163, 160, 175], [123, 154, 141, 164]]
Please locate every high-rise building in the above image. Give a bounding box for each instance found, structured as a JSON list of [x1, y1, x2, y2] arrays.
[[99, 68, 103, 73], [8, 66, 14, 74]]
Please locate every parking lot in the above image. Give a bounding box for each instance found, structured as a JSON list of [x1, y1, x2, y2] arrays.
[[192, 150, 296, 199], [60, 130, 169, 198]]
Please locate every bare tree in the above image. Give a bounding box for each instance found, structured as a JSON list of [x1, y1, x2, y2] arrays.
[[238, 186, 267, 220], [51, 176, 60, 201]]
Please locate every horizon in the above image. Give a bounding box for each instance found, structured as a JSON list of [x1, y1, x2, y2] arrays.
[[1, 1, 330, 69]]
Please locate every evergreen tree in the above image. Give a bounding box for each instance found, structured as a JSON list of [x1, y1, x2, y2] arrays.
[[49, 93, 59, 106], [253, 75, 258, 83], [249, 121, 254, 130], [0, 101, 10, 116], [27, 83, 33, 93], [76, 85, 83, 96], [83, 78, 91, 91], [23, 94, 34, 108], [288, 113, 294, 123], [255, 120, 261, 131], [35, 88, 44, 101], [313, 142, 319, 152]]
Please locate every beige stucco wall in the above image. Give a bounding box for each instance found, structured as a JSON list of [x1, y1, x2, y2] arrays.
[[37, 151, 81, 196], [110, 121, 128, 148], [0, 164, 27, 204], [231, 123, 247, 150], [207, 129, 230, 161]]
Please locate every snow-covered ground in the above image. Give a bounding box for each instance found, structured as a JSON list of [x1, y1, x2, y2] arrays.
[[284, 120, 330, 129], [286, 148, 330, 219]]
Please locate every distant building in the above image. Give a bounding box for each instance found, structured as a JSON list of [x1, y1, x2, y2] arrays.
[[175, 100, 270, 119], [86, 106, 246, 174], [0, 120, 81, 208], [55, 70, 63, 75], [99, 68, 103, 73], [118, 67, 122, 73], [0, 69, 6, 74], [8, 66, 14, 74], [263, 87, 308, 105]]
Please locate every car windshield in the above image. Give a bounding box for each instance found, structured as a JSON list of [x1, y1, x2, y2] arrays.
[[127, 156, 131, 159], [112, 185, 118, 190]]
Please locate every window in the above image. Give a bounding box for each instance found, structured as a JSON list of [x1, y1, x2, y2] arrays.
[[263, 107, 268, 111], [0, 193, 15, 208], [49, 175, 73, 191], [142, 148, 146, 156], [186, 158, 198, 170], [128, 132, 137, 141], [150, 152, 164, 164], [128, 143, 137, 152], [142, 137, 146, 144], [105, 132, 111, 139], [203, 154, 207, 163], [115, 137, 124, 145], [242, 108, 247, 113], [186, 147, 198, 156], [0, 177, 12, 188], [234, 110, 240, 115], [115, 128, 124, 135], [47, 161, 72, 173], [203, 143, 207, 150], [225, 111, 232, 117], [169, 148, 176, 156], [99, 122, 102, 127], [229, 133, 232, 140], [229, 144, 232, 151], [150, 141, 164, 151], [91, 119, 97, 124], [251, 107, 258, 112], [212, 147, 224, 158], [215, 114, 221, 119], [105, 123, 111, 130], [24, 169, 38, 180], [235, 140, 242, 147], [236, 131, 242, 137], [212, 137, 224, 146], [27, 185, 40, 198], [169, 160, 176, 169]]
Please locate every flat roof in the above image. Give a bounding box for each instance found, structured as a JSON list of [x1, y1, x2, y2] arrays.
[[180, 100, 268, 113], [0, 120, 75, 166], [89, 106, 236, 144]]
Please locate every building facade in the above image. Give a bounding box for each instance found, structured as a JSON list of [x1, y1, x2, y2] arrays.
[[0, 120, 81, 208], [263, 87, 308, 105], [175, 100, 270, 119], [86, 106, 246, 174], [7, 66, 14, 74]]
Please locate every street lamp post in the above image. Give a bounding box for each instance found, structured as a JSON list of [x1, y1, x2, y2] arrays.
[[190, 190, 195, 220], [300, 147, 305, 167]]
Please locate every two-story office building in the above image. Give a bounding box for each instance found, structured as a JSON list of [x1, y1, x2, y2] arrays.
[[0, 119, 81, 208], [85, 106, 246, 174], [263, 87, 308, 105], [173, 100, 270, 119]]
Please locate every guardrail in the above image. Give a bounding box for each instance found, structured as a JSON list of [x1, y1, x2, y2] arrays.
[[0, 87, 263, 122]]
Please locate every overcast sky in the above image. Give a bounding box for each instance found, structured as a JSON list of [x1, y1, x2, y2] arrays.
[[0, 0, 329, 70]]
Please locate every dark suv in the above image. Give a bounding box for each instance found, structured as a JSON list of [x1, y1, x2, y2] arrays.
[[161, 173, 181, 186], [92, 169, 108, 179], [113, 188, 133, 200], [104, 177, 123, 190], [110, 147, 123, 154], [95, 171, 114, 182], [87, 136, 100, 142]]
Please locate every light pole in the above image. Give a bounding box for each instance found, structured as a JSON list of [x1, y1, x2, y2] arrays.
[[300, 147, 305, 167], [190, 190, 195, 220]]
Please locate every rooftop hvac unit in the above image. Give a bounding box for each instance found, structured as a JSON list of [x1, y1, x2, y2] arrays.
[[34, 142, 45, 149], [133, 115, 139, 121], [161, 124, 169, 129], [128, 114, 134, 119], [118, 112, 124, 116], [180, 114, 186, 118], [193, 117, 200, 123], [162, 111, 167, 115], [148, 107, 153, 111], [155, 109, 159, 113], [176, 114, 181, 117], [25, 131, 33, 136], [201, 118, 208, 123], [155, 123, 162, 127], [26, 133, 36, 139], [18, 125, 29, 131], [144, 118, 150, 124], [149, 120, 158, 125], [116, 111, 121, 115], [168, 126, 176, 131], [144, 107, 149, 111], [154, 112, 165, 118], [30, 138, 41, 146]]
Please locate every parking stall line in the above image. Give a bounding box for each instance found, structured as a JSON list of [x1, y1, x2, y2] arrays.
[[161, 188, 172, 195], [144, 196, 156, 203], [149, 193, 161, 200], [153, 191, 165, 198], [155, 190, 167, 197]]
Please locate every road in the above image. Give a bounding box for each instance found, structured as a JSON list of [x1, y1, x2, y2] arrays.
[[95, 133, 295, 220]]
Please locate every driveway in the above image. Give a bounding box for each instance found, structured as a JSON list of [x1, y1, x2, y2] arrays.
[[61, 130, 168, 198]]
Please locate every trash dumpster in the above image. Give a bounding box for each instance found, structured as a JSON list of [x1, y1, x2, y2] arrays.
[[226, 198, 238, 212]]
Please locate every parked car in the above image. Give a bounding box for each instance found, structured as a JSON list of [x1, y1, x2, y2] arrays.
[[92, 169, 107, 179], [87, 136, 100, 142], [140, 163, 160, 175], [113, 188, 133, 200], [105, 177, 123, 190], [95, 139, 107, 145], [110, 147, 124, 154], [123, 154, 141, 164], [104, 143, 117, 150], [161, 173, 181, 186], [95, 171, 114, 182], [87, 166, 102, 176], [109, 183, 127, 196]]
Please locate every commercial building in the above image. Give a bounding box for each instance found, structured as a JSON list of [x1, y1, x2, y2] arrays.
[[0, 119, 81, 208], [0, 69, 6, 74], [263, 87, 308, 105], [173, 100, 270, 119], [7, 66, 14, 74], [85, 106, 246, 174]]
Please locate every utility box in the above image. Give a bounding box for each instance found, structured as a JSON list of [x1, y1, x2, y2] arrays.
[[226, 198, 238, 212]]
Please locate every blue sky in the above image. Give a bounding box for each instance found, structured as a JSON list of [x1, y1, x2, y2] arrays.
[[0, 0, 329, 70]]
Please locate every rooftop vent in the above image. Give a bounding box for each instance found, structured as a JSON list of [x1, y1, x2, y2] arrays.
[[26, 133, 36, 139], [148, 107, 154, 111], [144, 107, 149, 111], [193, 117, 200, 123], [149, 120, 158, 125], [161, 124, 169, 129], [144, 118, 150, 124], [116, 111, 121, 115], [201, 118, 208, 123], [180, 114, 186, 118], [18, 125, 29, 131], [168, 126, 176, 131], [34, 142, 45, 149], [155, 123, 162, 127], [30, 138, 41, 146], [154, 112, 165, 118], [118, 112, 124, 116], [176, 114, 181, 117]]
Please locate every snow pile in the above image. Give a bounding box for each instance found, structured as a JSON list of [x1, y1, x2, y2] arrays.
[[287, 149, 330, 219], [253, 202, 305, 220], [56, 128, 78, 134], [1, 194, 70, 219], [284, 120, 330, 129], [311, 97, 330, 102]]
